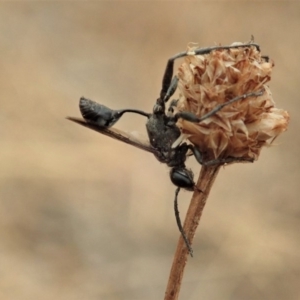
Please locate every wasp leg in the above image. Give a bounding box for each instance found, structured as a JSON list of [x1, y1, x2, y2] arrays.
[[174, 187, 193, 257], [171, 90, 263, 125], [188, 42, 260, 56], [163, 76, 179, 104], [187, 142, 254, 166], [159, 42, 261, 105], [262, 55, 270, 62], [203, 156, 254, 166], [186, 144, 204, 165]]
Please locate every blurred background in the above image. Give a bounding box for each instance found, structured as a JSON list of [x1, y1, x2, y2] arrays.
[[0, 2, 298, 300]]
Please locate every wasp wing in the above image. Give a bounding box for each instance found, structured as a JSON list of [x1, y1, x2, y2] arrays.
[[67, 117, 159, 156]]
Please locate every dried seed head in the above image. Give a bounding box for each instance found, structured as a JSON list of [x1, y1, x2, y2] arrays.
[[176, 43, 289, 161]]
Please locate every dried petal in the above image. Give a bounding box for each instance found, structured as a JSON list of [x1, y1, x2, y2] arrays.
[[176, 42, 289, 161]]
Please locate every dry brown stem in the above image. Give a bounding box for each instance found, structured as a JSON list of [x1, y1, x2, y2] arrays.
[[164, 165, 221, 300]]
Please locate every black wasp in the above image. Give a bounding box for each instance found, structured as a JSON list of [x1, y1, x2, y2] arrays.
[[68, 42, 263, 256]]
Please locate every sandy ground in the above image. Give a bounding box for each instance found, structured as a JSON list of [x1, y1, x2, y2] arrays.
[[0, 2, 299, 300]]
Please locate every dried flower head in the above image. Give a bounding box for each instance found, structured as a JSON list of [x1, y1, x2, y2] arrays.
[[175, 42, 289, 161]]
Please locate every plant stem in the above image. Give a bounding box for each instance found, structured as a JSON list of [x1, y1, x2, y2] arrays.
[[164, 165, 221, 300]]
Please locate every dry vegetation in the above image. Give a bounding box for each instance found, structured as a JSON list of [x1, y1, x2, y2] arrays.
[[0, 3, 298, 300]]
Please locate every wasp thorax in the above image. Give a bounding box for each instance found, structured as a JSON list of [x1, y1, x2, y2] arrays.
[[176, 42, 289, 161]]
